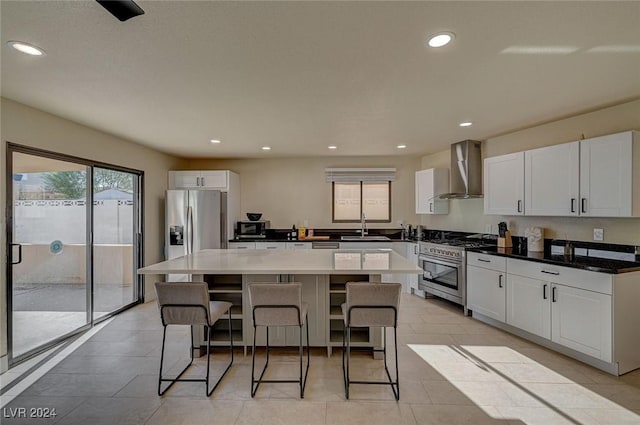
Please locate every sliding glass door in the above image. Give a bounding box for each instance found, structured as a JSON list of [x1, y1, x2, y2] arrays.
[[92, 167, 140, 320], [9, 152, 91, 359], [7, 144, 143, 365]]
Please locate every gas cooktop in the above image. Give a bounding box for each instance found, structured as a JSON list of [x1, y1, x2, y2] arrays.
[[422, 239, 493, 249]]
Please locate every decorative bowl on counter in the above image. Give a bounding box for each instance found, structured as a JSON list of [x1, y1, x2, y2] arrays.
[[246, 212, 262, 221]]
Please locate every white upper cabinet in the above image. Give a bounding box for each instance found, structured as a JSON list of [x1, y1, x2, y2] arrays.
[[415, 168, 449, 214], [484, 152, 525, 215], [484, 130, 638, 217], [525, 141, 580, 216], [580, 131, 638, 217], [169, 170, 230, 191]]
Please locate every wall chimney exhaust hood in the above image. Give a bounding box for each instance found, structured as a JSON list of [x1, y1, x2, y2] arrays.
[[439, 140, 483, 199]]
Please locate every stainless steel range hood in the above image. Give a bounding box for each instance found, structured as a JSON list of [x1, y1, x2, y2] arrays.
[[439, 140, 483, 199]]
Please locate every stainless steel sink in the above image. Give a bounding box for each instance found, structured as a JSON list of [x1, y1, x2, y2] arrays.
[[340, 235, 391, 241]]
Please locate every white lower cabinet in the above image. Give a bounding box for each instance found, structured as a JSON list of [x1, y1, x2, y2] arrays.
[[506, 274, 551, 339], [505, 258, 612, 363], [466, 252, 506, 322], [551, 283, 612, 362]]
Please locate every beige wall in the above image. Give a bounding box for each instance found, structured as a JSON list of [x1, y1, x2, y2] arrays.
[[0, 97, 181, 370], [185, 156, 422, 230], [420, 99, 640, 245]]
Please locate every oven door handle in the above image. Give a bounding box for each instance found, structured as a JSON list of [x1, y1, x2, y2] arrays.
[[419, 256, 461, 269], [424, 269, 451, 280]]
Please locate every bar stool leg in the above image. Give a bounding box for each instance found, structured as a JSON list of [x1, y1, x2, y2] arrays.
[[251, 326, 271, 397], [158, 325, 195, 396]]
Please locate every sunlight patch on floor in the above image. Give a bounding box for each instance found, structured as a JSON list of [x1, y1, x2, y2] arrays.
[[408, 344, 640, 424]]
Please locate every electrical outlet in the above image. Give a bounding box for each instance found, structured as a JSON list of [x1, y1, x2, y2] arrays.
[[484, 224, 492, 234], [593, 228, 604, 241]]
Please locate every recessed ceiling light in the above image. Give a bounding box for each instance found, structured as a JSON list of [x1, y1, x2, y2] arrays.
[[397, 145, 407, 149], [459, 122, 473, 127], [328, 145, 337, 150], [427, 32, 455, 48], [261, 146, 271, 151], [7, 41, 45, 56], [210, 139, 222, 144]]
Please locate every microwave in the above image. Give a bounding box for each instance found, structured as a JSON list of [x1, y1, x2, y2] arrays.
[[236, 221, 270, 238]]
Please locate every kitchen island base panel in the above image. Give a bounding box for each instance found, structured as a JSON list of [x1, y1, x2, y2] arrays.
[[188, 273, 384, 358]]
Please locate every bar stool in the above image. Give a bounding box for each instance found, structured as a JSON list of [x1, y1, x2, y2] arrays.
[[248, 283, 310, 398], [342, 282, 401, 400], [155, 282, 234, 396]]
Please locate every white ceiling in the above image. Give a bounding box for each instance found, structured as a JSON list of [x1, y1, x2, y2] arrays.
[[2, 1, 639, 158]]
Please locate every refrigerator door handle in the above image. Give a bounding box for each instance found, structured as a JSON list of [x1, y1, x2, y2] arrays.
[[187, 205, 194, 255]]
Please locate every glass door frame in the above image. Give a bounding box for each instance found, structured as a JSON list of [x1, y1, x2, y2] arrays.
[[5, 143, 145, 366]]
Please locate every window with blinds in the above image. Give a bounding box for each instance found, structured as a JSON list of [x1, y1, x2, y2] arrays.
[[326, 168, 394, 223]]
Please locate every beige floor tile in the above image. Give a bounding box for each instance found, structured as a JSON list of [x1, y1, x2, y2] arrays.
[[582, 408, 640, 425], [235, 400, 326, 425], [450, 332, 518, 347], [520, 382, 616, 409], [421, 380, 477, 406], [489, 362, 576, 384], [326, 401, 417, 425], [145, 399, 244, 425], [411, 403, 506, 424], [457, 344, 536, 364], [583, 383, 640, 410], [8, 293, 640, 425], [56, 396, 162, 425], [409, 323, 468, 334], [496, 406, 601, 425], [400, 333, 457, 345], [419, 360, 504, 383]]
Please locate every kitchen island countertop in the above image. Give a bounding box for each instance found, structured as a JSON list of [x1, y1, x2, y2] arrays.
[[138, 248, 422, 275]]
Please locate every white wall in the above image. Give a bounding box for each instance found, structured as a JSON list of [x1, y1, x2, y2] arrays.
[[419, 99, 640, 245], [0, 97, 182, 371]]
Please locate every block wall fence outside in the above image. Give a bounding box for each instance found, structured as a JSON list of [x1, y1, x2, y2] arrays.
[[13, 244, 133, 285]]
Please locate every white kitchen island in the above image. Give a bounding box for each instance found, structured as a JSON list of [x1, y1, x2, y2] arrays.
[[138, 248, 422, 356]]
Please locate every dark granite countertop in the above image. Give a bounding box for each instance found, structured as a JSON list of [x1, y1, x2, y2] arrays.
[[468, 246, 640, 274], [230, 228, 412, 243], [228, 237, 409, 243]]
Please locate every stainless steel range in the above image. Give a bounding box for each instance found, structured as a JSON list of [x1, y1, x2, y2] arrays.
[[418, 239, 491, 313]]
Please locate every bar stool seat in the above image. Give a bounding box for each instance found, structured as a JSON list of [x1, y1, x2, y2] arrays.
[[248, 282, 310, 398], [342, 282, 401, 400], [155, 282, 234, 396]]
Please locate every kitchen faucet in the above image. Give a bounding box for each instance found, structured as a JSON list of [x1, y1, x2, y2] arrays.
[[360, 212, 368, 236]]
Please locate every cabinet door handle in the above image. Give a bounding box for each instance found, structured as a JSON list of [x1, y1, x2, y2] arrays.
[[430, 202, 433, 212], [570, 198, 576, 213], [477, 258, 491, 263], [552, 286, 558, 302], [543, 283, 548, 300], [581, 198, 587, 213], [541, 270, 559, 275], [498, 274, 503, 288], [266, 246, 278, 249], [517, 200, 522, 213]]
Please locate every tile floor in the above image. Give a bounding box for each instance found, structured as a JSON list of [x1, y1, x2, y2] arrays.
[[1, 293, 640, 424]]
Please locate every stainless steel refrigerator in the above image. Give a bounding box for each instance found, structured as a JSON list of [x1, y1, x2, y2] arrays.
[[165, 190, 227, 281]]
